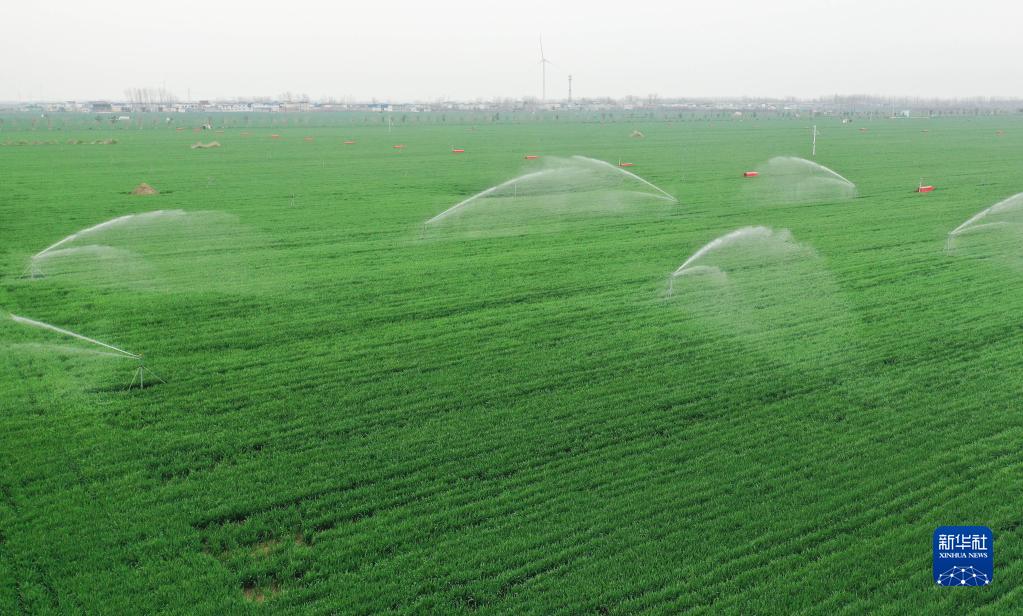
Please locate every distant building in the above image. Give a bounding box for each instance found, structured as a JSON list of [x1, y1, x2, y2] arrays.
[[90, 101, 113, 113]]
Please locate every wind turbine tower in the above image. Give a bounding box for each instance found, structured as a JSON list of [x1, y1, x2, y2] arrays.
[[539, 36, 553, 101], [568, 75, 573, 102]]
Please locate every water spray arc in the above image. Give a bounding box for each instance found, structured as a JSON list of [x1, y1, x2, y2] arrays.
[[666, 226, 777, 296], [570, 156, 677, 202], [24, 210, 187, 278], [425, 169, 557, 225], [423, 156, 677, 226], [949, 192, 1023, 237], [8, 313, 164, 389], [947, 192, 1023, 252], [748, 156, 857, 205], [771, 157, 853, 186]]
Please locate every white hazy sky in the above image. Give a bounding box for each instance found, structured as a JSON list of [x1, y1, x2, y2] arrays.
[[3, 0, 1021, 101]]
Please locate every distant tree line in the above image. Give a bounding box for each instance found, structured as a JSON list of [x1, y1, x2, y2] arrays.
[[124, 87, 179, 111]]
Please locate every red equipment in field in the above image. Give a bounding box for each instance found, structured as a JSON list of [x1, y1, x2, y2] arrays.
[[743, 171, 759, 178], [524, 155, 539, 160], [393, 144, 405, 149], [618, 160, 635, 167], [343, 140, 355, 144], [918, 185, 935, 193], [452, 148, 465, 153], [271, 134, 281, 139]]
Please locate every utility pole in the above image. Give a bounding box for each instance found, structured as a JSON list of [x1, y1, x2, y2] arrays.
[[568, 75, 572, 102]]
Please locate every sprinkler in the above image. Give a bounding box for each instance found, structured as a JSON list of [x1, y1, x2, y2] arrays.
[[8, 313, 166, 389], [128, 354, 166, 390]]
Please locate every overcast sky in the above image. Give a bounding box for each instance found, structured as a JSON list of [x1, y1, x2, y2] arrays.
[[3, 0, 1021, 101]]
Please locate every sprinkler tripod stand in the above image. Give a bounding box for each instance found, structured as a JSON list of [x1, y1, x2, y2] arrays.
[[127, 355, 166, 390]]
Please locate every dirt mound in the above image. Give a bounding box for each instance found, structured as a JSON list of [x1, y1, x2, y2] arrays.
[[191, 141, 221, 149], [131, 183, 158, 196]]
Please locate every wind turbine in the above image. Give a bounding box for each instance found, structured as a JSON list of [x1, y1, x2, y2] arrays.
[[539, 36, 553, 101]]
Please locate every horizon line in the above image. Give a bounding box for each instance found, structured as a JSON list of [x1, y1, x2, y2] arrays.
[[5, 93, 1023, 106]]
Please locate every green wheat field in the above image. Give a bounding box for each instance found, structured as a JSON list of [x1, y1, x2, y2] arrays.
[[2, 114, 1022, 613]]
